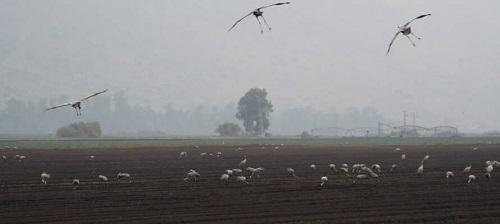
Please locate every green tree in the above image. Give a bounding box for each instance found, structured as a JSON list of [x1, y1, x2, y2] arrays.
[[215, 122, 242, 136], [236, 88, 274, 136]]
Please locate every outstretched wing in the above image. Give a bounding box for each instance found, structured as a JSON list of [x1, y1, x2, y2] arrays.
[[258, 2, 291, 10], [46, 102, 73, 111], [386, 31, 401, 55], [228, 2, 290, 32], [228, 11, 254, 32], [80, 89, 108, 101], [404, 14, 431, 27]]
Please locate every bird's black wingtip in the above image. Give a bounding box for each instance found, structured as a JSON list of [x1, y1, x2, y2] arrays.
[[416, 14, 431, 19]]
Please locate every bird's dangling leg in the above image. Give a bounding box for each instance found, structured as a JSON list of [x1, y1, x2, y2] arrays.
[[255, 16, 264, 34], [405, 35, 417, 46], [74, 108, 80, 116], [260, 15, 272, 31], [410, 32, 421, 40]]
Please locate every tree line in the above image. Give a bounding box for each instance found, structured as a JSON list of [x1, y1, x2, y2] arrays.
[[0, 90, 386, 136]]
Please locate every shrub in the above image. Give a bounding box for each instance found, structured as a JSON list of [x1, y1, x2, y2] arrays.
[[57, 122, 102, 138], [215, 122, 241, 136]]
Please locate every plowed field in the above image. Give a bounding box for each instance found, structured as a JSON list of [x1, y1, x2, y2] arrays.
[[2, 143, 500, 223]]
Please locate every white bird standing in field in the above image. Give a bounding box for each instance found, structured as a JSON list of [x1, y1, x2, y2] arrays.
[[2, 155, 6, 160], [251, 167, 265, 178], [199, 152, 208, 158], [41, 172, 51, 184], [90, 155, 94, 161], [340, 167, 350, 177], [310, 164, 316, 169], [370, 172, 380, 183], [423, 152, 430, 162], [179, 152, 187, 159], [468, 175, 476, 183], [328, 164, 338, 173], [353, 174, 370, 183], [390, 164, 398, 172], [286, 168, 297, 178], [417, 161, 424, 175], [246, 167, 255, 175], [228, 2, 291, 34], [239, 156, 247, 166], [184, 169, 200, 181], [352, 164, 366, 173], [463, 164, 472, 174], [232, 168, 243, 176], [236, 176, 249, 185], [486, 164, 493, 173], [387, 14, 432, 55], [72, 179, 80, 190], [45, 89, 108, 116], [98, 175, 108, 182], [360, 166, 373, 174], [446, 171, 454, 184], [117, 172, 131, 182], [494, 161, 500, 168], [221, 174, 230, 184], [371, 164, 382, 173], [401, 153, 406, 161], [320, 176, 328, 186]]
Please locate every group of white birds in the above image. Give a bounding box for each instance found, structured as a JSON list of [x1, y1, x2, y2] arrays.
[[2, 154, 27, 162], [36, 155, 130, 189], [180, 145, 498, 188], [183, 152, 265, 186], [3, 144, 498, 189], [39, 170, 128, 190]]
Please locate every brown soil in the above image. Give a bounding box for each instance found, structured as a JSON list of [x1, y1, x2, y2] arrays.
[[1, 144, 500, 223]]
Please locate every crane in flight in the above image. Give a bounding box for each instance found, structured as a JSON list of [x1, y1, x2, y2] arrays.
[[228, 2, 290, 34], [386, 14, 431, 55], [46, 89, 108, 116]]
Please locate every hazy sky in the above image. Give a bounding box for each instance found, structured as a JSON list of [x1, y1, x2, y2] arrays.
[[1, 0, 499, 133]]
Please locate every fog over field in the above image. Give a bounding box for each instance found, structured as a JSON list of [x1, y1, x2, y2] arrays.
[[0, 1, 499, 134]]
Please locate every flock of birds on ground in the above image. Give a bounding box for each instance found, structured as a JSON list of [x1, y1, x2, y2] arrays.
[[42, 2, 432, 116], [184, 145, 497, 187], [3, 144, 498, 189]]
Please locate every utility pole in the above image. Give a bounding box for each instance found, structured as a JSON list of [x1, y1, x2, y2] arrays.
[[403, 111, 408, 126], [412, 112, 416, 126]]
